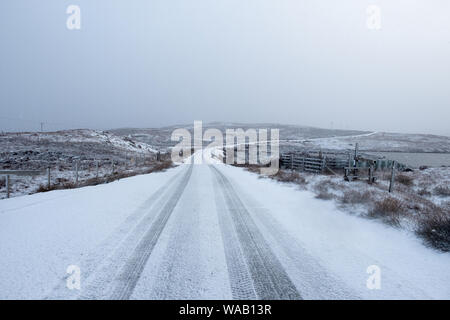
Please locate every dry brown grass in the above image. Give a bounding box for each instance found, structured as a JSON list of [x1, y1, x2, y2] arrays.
[[272, 170, 307, 185], [418, 188, 431, 196], [233, 165, 309, 186], [340, 190, 373, 205], [368, 197, 405, 226], [433, 185, 450, 197], [233, 163, 450, 251], [232, 164, 265, 174], [315, 190, 334, 200], [36, 181, 76, 193], [313, 182, 335, 200], [395, 174, 414, 186], [36, 160, 173, 194], [417, 209, 450, 252]]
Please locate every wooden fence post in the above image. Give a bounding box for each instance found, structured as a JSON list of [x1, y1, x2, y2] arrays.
[[47, 167, 51, 188], [6, 174, 10, 199], [389, 161, 396, 193], [96, 161, 99, 178], [75, 162, 79, 185], [111, 160, 115, 175]]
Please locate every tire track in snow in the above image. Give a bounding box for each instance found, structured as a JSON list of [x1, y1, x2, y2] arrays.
[[135, 165, 231, 299], [108, 164, 193, 300], [210, 165, 302, 300], [211, 172, 257, 299], [231, 184, 360, 299], [45, 168, 182, 300]]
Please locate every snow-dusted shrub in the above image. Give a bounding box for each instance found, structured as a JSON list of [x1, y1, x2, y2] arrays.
[[273, 171, 307, 185], [433, 185, 450, 197], [315, 191, 334, 200], [232, 164, 266, 174], [417, 211, 450, 252], [313, 181, 335, 200], [340, 190, 372, 205], [395, 174, 414, 187], [36, 181, 76, 193], [35, 160, 173, 194], [418, 188, 431, 196], [368, 197, 404, 226]]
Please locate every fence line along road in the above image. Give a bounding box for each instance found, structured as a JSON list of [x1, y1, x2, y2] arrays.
[[0, 169, 47, 199], [0, 153, 166, 200], [0, 170, 45, 176]]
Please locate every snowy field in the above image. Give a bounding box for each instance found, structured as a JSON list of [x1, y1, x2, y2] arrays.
[[296, 131, 450, 153], [0, 129, 162, 199], [1, 126, 449, 300], [2, 125, 449, 199], [113, 124, 450, 154], [366, 152, 450, 168], [111, 123, 369, 153], [1, 152, 449, 300]]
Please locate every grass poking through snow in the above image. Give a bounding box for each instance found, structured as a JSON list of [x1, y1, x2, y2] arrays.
[[233, 163, 450, 252]]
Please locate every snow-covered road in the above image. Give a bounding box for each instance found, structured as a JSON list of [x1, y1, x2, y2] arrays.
[[1, 155, 449, 300]]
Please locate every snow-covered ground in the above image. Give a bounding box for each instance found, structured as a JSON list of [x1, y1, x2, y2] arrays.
[[0, 165, 183, 299], [0, 129, 157, 154], [297, 131, 450, 153], [111, 123, 369, 153], [0, 129, 162, 199], [217, 164, 450, 299], [112, 123, 450, 154], [3, 125, 448, 199], [0, 151, 449, 300]]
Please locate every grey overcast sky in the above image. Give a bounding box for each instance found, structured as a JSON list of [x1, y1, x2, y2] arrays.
[[0, 0, 449, 135]]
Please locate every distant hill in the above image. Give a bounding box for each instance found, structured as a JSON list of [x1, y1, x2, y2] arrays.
[[110, 122, 369, 152], [0, 129, 157, 171], [110, 122, 450, 153]]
